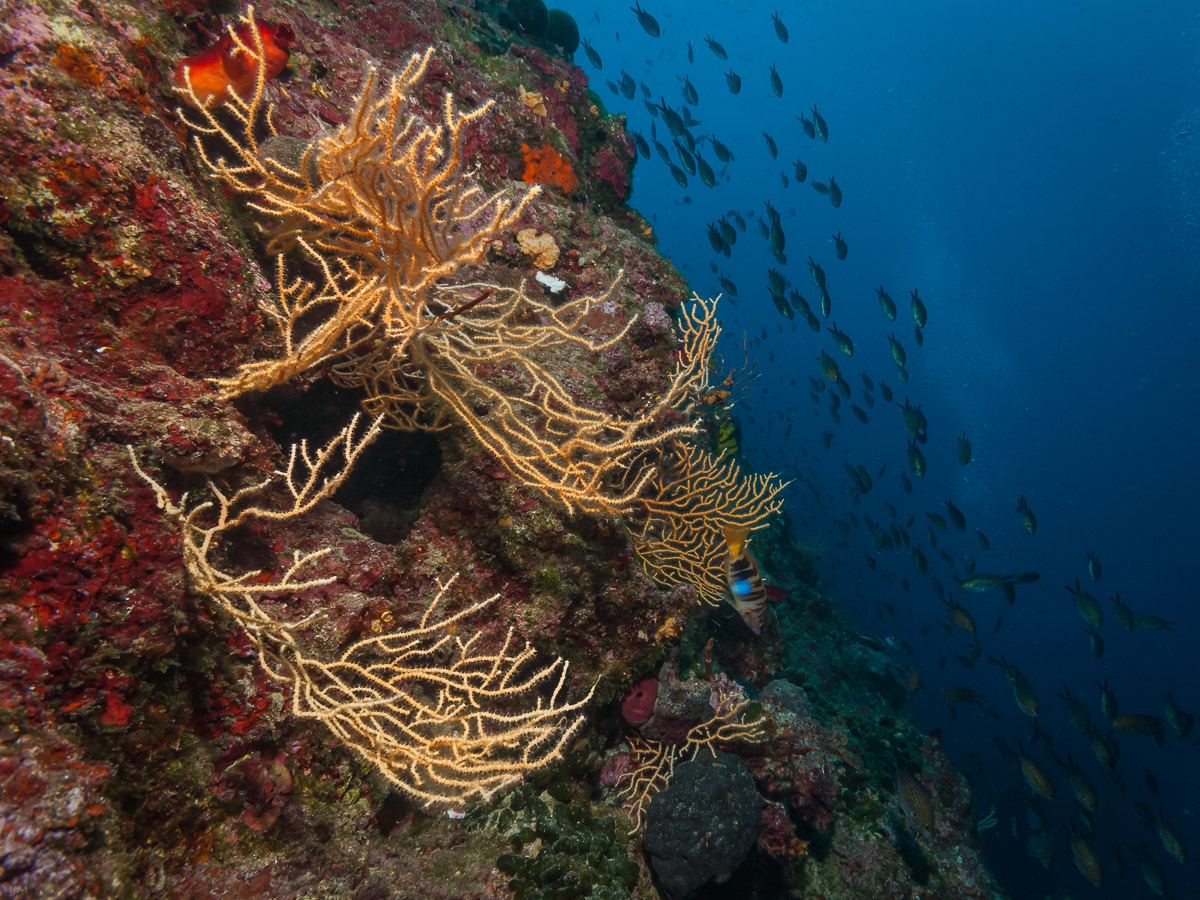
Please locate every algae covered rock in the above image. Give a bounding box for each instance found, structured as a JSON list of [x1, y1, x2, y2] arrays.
[[642, 750, 763, 899]]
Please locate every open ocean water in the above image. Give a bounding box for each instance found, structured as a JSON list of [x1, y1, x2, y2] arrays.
[[558, 1, 1200, 896]]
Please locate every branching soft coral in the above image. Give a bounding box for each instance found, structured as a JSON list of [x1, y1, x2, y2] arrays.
[[129, 416, 594, 807], [631, 442, 788, 604], [174, 9, 721, 515]]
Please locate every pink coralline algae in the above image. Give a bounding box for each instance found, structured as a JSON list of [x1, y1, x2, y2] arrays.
[[593, 145, 631, 199]]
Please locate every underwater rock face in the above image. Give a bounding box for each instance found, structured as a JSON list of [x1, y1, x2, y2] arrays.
[[642, 750, 763, 899]]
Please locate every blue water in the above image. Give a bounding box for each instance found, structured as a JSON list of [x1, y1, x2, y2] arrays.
[[555, 0, 1200, 894]]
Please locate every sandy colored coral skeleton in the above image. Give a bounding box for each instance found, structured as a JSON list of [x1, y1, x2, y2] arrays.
[[175, 10, 719, 515], [129, 415, 593, 806]]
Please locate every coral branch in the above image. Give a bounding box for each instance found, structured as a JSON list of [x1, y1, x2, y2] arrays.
[[631, 443, 788, 603], [176, 11, 724, 515], [129, 416, 593, 806]]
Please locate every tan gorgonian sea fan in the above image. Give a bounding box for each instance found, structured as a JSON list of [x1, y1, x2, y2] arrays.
[[175, 9, 723, 516], [129, 415, 594, 806]]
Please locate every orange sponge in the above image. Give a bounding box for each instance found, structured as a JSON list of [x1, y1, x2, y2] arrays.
[[521, 143, 578, 195]]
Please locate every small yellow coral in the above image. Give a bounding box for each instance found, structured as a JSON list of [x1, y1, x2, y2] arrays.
[[654, 616, 682, 643], [519, 84, 547, 116], [516, 228, 560, 270]]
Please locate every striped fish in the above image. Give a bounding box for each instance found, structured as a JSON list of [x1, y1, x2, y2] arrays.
[[1018, 743, 1055, 800], [1069, 828, 1103, 886], [724, 526, 766, 634], [895, 766, 935, 833]]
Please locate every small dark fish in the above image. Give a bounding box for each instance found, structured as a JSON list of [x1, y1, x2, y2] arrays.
[[580, 38, 602, 69], [709, 135, 732, 162], [793, 158, 807, 182], [717, 275, 737, 297], [1136, 614, 1174, 630], [667, 162, 687, 188], [911, 288, 927, 327], [725, 68, 741, 94], [656, 98, 685, 135], [1112, 714, 1165, 743], [828, 176, 842, 207], [1111, 593, 1133, 631], [718, 217, 737, 245], [1134, 843, 1169, 896], [763, 131, 778, 158], [907, 439, 926, 478], [1096, 678, 1119, 721], [944, 498, 966, 531], [944, 686, 984, 705], [832, 231, 847, 260], [630, 129, 650, 159], [1016, 495, 1037, 534], [788, 289, 811, 317], [957, 431, 972, 465], [1057, 686, 1091, 732], [686, 40, 693, 63], [771, 10, 788, 43], [811, 179, 830, 195], [811, 105, 828, 141], [705, 35, 727, 59], [673, 139, 696, 175], [877, 286, 897, 320], [1084, 550, 1101, 581], [630, 1, 660, 37], [652, 133, 672, 164], [769, 63, 783, 97], [828, 323, 853, 357], [1065, 579, 1102, 627], [770, 293, 793, 320], [619, 69, 636, 99], [807, 256, 827, 292], [696, 153, 715, 187], [644, 98, 659, 117], [797, 114, 816, 139], [1087, 626, 1103, 658], [1156, 811, 1187, 864], [913, 326, 925, 347], [605, 79, 619, 95], [879, 381, 893, 403], [818, 349, 840, 383], [819, 289, 831, 318], [681, 75, 698, 106], [706, 223, 724, 253]]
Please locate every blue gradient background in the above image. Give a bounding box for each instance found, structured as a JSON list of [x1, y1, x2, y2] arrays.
[[555, 1, 1200, 895]]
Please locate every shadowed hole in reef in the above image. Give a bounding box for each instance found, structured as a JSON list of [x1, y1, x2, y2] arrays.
[[257, 381, 441, 544]]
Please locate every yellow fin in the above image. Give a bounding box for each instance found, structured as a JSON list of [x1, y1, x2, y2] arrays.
[[723, 525, 751, 558]]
